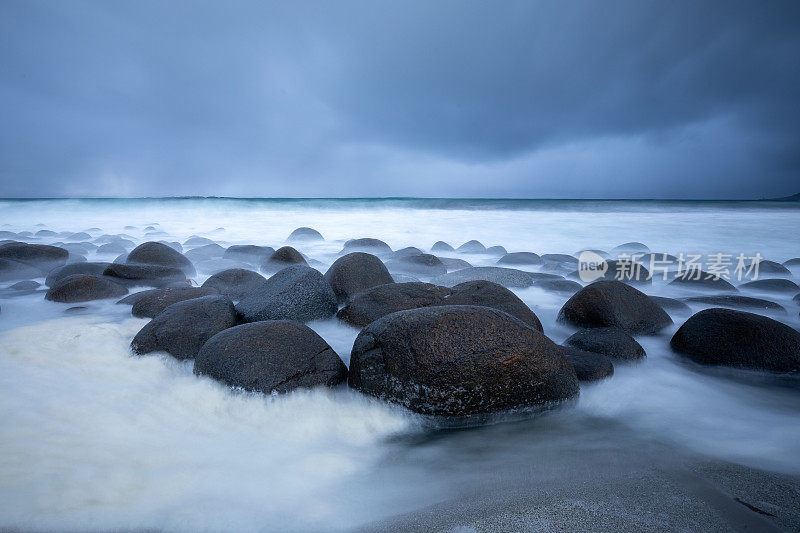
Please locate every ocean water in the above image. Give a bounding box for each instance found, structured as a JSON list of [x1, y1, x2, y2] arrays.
[[1, 198, 799, 531]]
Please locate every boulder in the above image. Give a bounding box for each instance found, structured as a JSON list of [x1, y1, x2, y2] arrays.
[[384, 253, 446, 276], [739, 279, 800, 293], [562, 347, 614, 382], [431, 241, 455, 252], [131, 295, 238, 359], [184, 236, 216, 246], [324, 252, 394, 303], [558, 280, 672, 334], [756, 260, 791, 275], [611, 242, 650, 255], [0, 258, 43, 282], [65, 232, 92, 241], [669, 271, 737, 291], [392, 247, 424, 259], [0, 242, 68, 271], [236, 265, 338, 323], [194, 320, 347, 393], [563, 326, 646, 361], [670, 308, 800, 372], [485, 246, 507, 255], [201, 268, 267, 301], [341, 238, 392, 254], [348, 305, 580, 417], [684, 295, 785, 312], [497, 252, 541, 265], [456, 240, 486, 253], [262, 246, 307, 269], [532, 279, 583, 294], [783, 258, 800, 268], [601, 260, 651, 283], [126, 241, 196, 276], [541, 253, 578, 266], [129, 286, 220, 318], [223, 245, 275, 264], [648, 296, 691, 314], [45, 262, 110, 287], [287, 227, 324, 241], [431, 266, 534, 288], [96, 242, 128, 255], [45, 274, 128, 303], [10, 280, 40, 291], [103, 263, 187, 287], [184, 243, 225, 262], [35, 229, 57, 237], [337, 282, 452, 328], [444, 280, 543, 331], [440, 257, 472, 271]]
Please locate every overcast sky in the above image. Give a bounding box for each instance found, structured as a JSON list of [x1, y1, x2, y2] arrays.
[[1, 0, 799, 199]]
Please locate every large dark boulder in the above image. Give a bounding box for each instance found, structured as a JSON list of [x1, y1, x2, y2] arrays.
[[201, 268, 267, 301], [103, 263, 187, 287], [348, 306, 579, 417], [131, 295, 237, 359], [223, 245, 275, 264], [431, 266, 534, 289], [262, 246, 307, 270], [287, 227, 324, 241], [324, 252, 394, 303], [562, 347, 614, 382], [739, 278, 800, 293], [45, 274, 128, 303], [341, 238, 392, 254], [0, 257, 44, 282], [0, 242, 68, 271], [337, 282, 451, 328], [558, 280, 672, 334], [444, 280, 542, 331], [497, 252, 541, 265], [128, 286, 220, 318], [670, 308, 800, 372], [563, 326, 646, 361], [127, 241, 195, 276], [236, 265, 337, 323], [194, 321, 347, 394], [669, 271, 737, 291], [45, 262, 110, 287]]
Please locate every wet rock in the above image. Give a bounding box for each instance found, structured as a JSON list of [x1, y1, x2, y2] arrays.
[[669, 271, 737, 291], [684, 295, 786, 312], [756, 260, 791, 275], [739, 278, 800, 293], [341, 238, 392, 254], [127, 241, 196, 276], [65, 232, 92, 241], [337, 282, 452, 328], [533, 279, 583, 294], [0, 242, 68, 271], [485, 246, 507, 255], [670, 308, 800, 372], [385, 253, 447, 277], [431, 241, 455, 252], [783, 258, 800, 268], [600, 260, 651, 284], [444, 280, 543, 331], [96, 242, 128, 255], [563, 326, 646, 361], [128, 286, 220, 318], [324, 252, 394, 303], [558, 280, 672, 334], [649, 296, 691, 314], [562, 347, 614, 382], [440, 257, 472, 271], [35, 229, 57, 237], [456, 240, 486, 253], [611, 242, 650, 255], [236, 265, 338, 323], [431, 266, 534, 289], [184, 236, 215, 247], [184, 243, 226, 262], [45, 262, 110, 287], [45, 274, 128, 303], [497, 252, 541, 265], [541, 254, 579, 267], [348, 305, 579, 417], [287, 227, 324, 241], [194, 320, 347, 393], [223, 245, 275, 264], [131, 295, 238, 360], [392, 247, 424, 259], [158, 241, 183, 252], [201, 268, 267, 301], [0, 258, 43, 282], [262, 246, 307, 269], [103, 263, 187, 287], [10, 280, 40, 291]]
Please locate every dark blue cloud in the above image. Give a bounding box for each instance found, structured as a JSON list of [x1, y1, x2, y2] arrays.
[[1, 0, 799, 198]]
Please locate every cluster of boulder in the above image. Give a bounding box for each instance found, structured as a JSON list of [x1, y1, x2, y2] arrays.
[[5, 230, 800, 421]]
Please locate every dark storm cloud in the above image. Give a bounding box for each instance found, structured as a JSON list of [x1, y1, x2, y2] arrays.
[[1, 0, 799, 198]]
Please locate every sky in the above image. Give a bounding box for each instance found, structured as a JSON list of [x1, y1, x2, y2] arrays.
[[1, 0, 799, 199]]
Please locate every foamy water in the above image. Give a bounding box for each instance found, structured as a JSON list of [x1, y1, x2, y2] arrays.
[[1, 198, 799, 531]]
